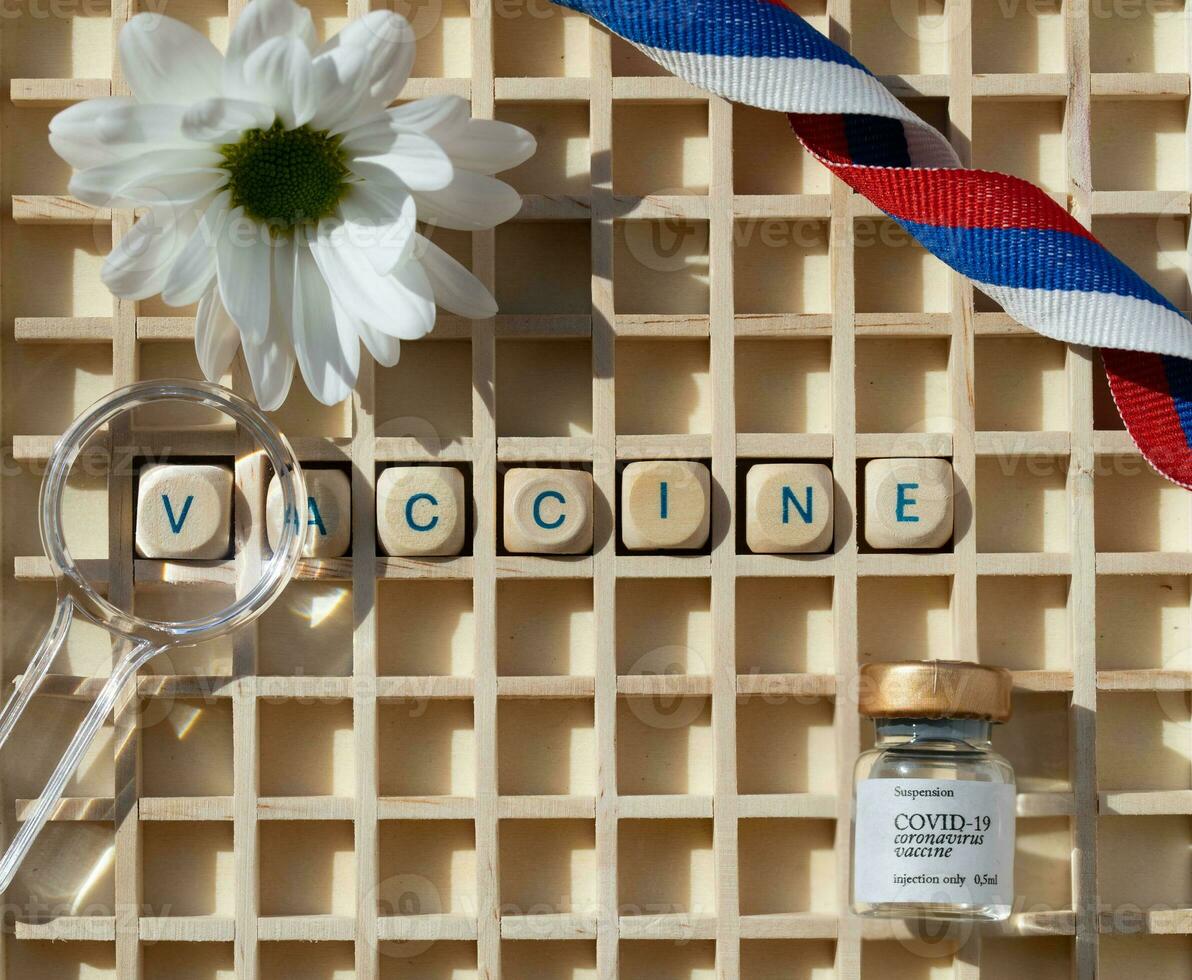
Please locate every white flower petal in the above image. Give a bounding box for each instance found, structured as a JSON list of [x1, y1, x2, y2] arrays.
[[292, 243, 357, 405], [385, 95, 469, 136], [316, 10, 414, 127], [242, 37, 318, 129], [310, 218, 434, 340], [225, 0, 316, 98], [333, 294, 400, 367], [437, 118, 537, 175], [216, 206, 272, 344], [50, 99, 192, 169], [350, 134, 453, 192], [308, 43, 372, 134], [68, 147, 224, 206], [182, 98, 276, 143], [119, 13, 223, 105], [162, 190, 231, 307], [337, 182, 416, 276], [412, 171, 523, 231], [49, 97, 135, 135], [415, 233, 498, 319], [241, 235, 296, 411], [194, 286, 242, 381], [102, 207, 198, 300]]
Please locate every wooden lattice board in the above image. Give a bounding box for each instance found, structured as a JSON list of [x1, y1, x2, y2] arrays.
[[3, 0, 1192, 977]]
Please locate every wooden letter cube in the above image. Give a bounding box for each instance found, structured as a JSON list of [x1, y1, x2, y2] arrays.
[[377, 466, 466, 557], [746, 463, 834, 554], [135, 463, 233, 560], [503, 468, 593, 554], [864, 458, 954, 550], [621, 460, 710, 551], [266, 469, 351, 558]]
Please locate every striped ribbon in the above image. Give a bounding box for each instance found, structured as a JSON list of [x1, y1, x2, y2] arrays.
[[554, 0, 1192, 488]]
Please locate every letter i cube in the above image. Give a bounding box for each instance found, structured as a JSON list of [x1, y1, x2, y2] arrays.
[[864, 458, 954, 550], [621, 460, 710, 551], [135, 463, 233, 559], [266, 469, 351, 558], [746, 463, 834, 553], [503, 468, 593, 554], [377, 466, 467, 557]]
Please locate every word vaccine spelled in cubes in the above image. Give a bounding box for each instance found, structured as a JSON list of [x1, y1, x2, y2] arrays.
[[135, 457, 957, 560]]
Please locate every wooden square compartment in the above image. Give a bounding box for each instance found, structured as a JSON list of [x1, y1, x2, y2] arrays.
[[1099, 935, 1192, 980], [136, 584, 235, 675], [405, 0, 472, 77], [617, 578, 711, 676], [141, 697, 233, 798], [7, 942, 115, 980], [502, 941, 596, 978], [618, 819, 715, 915], [735, 221, 831, 315], [259, 942, 356, 980], [259, 821, 355, 917], [977, 575, 1072, 670], [993, 692, 1071, 792], [2, 339, 112, 435], [733, 104, 830, 195], [499, 819, 598, 916], [376, 338, 473, 443], [260, 698, 354, 797], [499, 579, 595, 676], [613, 221, 711, 314], [257, 581, 354, 677], [1096, 575, 1192, 670], [616, 339, 712, 434], [740, 939, 837, 980], [613, 103, 710, 195], [851, 0, 948, 73], [981, 938, 1073, 980], [861, 939, 957, 978], [855, 338, 950, 434], [496, 222, 593, 315], [1091, 0, 1187, 72], [142, 822, 234, 917], [1097, 691, 1191, 791], [973, 0, 1065, 73], [379, 698, 475, 797], [973, 99, 1067, 193], [1096, 455, 1191, 551], [854, 219, 952, 315], [976, 456, 1070, 553], [493, 1, 590, 77], [737, 578, 835, 675], [136, 342, 233, 428], [379, 580, 475, 677], [496, 102, 591, 196], [142, 942, 234, 980], [975, 336, 1069, 431], [1015, 817, 1073, 911], [738, 818, 836, 914], [1097, 815, 1192, 910], [736, 696, 836, 795], [380, 941, 479, 980], [617, 696, 713, 795], [498, 697, 596, 795], [619, 941, 716, 980], [378, 819, 476, 916], [858, 577, 954, 663], [1092, 99, 1188, 191], [1091, 216, 1190, 310], [497, 339, 593, 437]]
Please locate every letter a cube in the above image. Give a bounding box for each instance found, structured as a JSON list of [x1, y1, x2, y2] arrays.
[[266, 469, 351, 558]]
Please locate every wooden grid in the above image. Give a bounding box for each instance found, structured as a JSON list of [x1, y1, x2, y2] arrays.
[[2, 0, 1192, 977]]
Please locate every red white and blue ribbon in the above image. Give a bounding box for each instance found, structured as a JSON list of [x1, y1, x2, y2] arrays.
[[554, 0, 1192, 487]]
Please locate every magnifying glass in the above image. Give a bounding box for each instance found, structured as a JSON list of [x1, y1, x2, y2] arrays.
[[0, 380, 305, 894]]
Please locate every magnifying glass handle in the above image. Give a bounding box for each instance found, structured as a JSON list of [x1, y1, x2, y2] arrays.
[[0, 597, 74, 752], [0, 634, 158, 894]]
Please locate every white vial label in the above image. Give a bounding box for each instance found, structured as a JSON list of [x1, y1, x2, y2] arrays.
[[854, 779, 1015, 907]]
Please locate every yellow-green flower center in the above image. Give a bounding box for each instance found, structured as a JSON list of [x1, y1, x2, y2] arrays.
[[221, 121, 350, 230]]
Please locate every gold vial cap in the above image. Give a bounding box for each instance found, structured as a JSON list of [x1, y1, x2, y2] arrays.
[[859, 661, 1012, 722]]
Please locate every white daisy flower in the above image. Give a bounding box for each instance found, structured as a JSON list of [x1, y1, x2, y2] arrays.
[[49, 0, 535, 408]]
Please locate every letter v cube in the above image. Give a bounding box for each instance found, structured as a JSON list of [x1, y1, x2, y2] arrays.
[[135, 463, 233, 559]]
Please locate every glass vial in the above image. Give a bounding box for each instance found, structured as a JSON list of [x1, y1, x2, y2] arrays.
[[851, 661, 1016, 921]]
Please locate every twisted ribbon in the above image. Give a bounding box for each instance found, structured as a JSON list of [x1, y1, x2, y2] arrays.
[[555, 0, 1192, 487]]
